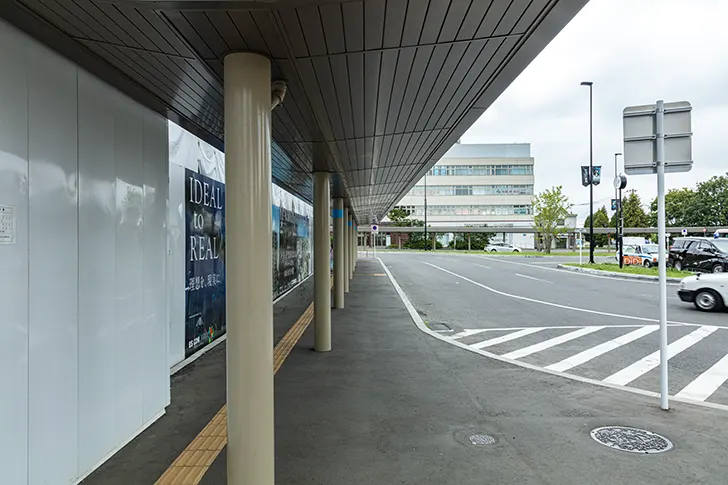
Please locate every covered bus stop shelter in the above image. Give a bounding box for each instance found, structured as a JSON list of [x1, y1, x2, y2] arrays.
[[0, 1, 590, 484]]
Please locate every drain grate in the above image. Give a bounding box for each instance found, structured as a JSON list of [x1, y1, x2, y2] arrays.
[[469, 434, 496, 445], [590, 426, 673, 454]]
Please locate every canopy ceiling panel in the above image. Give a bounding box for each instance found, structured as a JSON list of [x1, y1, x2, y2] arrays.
[[1, 0, 588, 221]]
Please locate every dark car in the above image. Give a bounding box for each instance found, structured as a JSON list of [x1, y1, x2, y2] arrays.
[[669, 237, 728, 273]]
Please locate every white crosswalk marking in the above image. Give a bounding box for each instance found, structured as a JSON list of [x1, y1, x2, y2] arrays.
[[545, 325, 659, 372], [603, 326, 719, 386], [502, 326, 604, 360], [470, 328, 543, 349], [675, 353, 728, 402]]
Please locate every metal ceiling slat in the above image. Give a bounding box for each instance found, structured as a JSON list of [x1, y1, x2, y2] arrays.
[[227, 11, 267, 53], [341, 1, 363, 51], [310, 57, 345, 141], [275, 8, 309, 58], [438, 0, 474, 42], [513, 0, 551, 32], [135, 9, 195, 58], [419, 0, 451, 44], [76, 0, 143, 49], [400, 0, 429, 46], [182, 58, 223, 98], [363, 0, 385, 50], [57, 0, 122, 43], [433, 38, 505, 129], [346, 53, 365, 139], [456, 0, 494, 40], [163, 11, 215, 59], [427, 40, 486, 128], [250, 11, 287, 59], [115, 6, 179, 56], [374, 50, 397, 136], [393, 45, 433, 134], [318, 3, 345, 54], [19, 0, 85, 37], [184, 12, 229, 59], [204, 11, 247, 51], [329, 55, 354, 140], [273, 59, 321, 142], [345, 139, 357, 172], [383, 48, 414, 134], [493, 0, 532, 36], [382, 0, 407, 48], [476, 0, 513, 38], [363, 51, 380, 138], [403, 44, 449, 133], [296, 5, 327, 56], [413, 43, 468, 132]]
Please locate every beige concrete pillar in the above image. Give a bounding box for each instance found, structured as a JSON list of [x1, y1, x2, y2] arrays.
[[333, 198, 345, 308], [348, 216, 354, 279], [344, 207, 350, 293], [224, 52, 274, 485], [313, 172, 331, 352]]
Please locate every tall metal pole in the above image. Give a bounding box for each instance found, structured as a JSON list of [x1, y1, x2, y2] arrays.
[[423, 172, 428, 250], [614, 152, 622, 261], [656, 100, 669, 410], [588, 84, 594, 263], [618, 186, 624, 269]]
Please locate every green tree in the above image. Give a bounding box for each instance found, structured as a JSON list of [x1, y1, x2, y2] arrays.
[[448, 226, 492, 250], [584, 206, 610, 246], [386, 208, 425, 248], [533, 186, 572, 253], [621, 191, 649, 228], [686, 173, 728, 226], [648, 187, 697, 227], [387, 207, 411, 226]]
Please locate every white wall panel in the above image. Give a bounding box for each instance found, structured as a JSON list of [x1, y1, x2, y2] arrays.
[[26, 37, 79, 485], [114, 98, 145, 443], [0, 21, 30, 485], [142, 111, 171, 418], [168, 154, 187, 367], [77, 70, 118, 473]]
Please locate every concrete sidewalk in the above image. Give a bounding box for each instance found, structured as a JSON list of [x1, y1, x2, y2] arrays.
[[203, 258, 728, 484], [85, 258, 728, 484]]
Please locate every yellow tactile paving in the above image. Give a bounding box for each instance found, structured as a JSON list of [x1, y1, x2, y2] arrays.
[[155, 278, 332, 485]]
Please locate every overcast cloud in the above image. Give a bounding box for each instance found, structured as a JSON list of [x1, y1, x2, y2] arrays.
[[461, 0, 728, 222]]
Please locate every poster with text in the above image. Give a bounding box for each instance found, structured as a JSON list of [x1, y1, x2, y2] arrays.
[[272, 184, 312, 298], [185, 169, 226, 357]]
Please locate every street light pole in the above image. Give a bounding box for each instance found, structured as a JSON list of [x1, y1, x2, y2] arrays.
[[614, 152, 622, 256], [423, 171, 428, 250], [581, 81, 595, 263]]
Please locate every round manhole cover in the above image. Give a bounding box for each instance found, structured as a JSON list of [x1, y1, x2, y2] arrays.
[[469, 434, 496, 445], [590, 426, 673, 454]]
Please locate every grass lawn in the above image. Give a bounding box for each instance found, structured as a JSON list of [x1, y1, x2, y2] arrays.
[[564, 262, 690, 278]]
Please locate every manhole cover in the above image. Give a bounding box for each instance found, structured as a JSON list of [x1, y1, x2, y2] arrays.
[[469, 434, 496, 445], [590, 426, 673, 454]]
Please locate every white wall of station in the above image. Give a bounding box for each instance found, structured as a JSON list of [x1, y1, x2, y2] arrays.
[[0, 19, 170, 485]]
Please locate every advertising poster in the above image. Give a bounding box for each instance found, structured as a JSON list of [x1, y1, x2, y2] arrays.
[[272, 184, 312, 298], [185, 168, 226, 357]]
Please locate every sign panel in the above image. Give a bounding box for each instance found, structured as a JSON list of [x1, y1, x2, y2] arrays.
[[272, 184, 312, 298], [0, 205, 15, 244], [591, 166, 602, 185], [371, 224, 379, 233], [623, 101, 693, 175], [581, 166, 590, 187], [185, 169, 226, 357]]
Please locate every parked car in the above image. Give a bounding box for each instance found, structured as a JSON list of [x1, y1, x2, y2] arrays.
[[678, 272, 728, 312], [486, 242, 520, 253], [669, 237, 728, 272], [615, 243, 662, 267]]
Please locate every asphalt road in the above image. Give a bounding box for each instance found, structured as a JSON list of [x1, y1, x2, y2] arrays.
[[380, 252, 728, 407]]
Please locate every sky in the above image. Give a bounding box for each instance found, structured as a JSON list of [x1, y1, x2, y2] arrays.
[[460, 0, 728, 222]]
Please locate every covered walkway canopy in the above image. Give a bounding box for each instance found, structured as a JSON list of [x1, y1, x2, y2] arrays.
[[2, 0, 587, 223]]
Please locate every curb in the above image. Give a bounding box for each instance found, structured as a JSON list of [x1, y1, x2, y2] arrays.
[[556, 264, 683, 283]]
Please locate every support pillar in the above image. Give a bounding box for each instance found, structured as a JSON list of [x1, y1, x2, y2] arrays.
[[349, 218, 355, 279], [344, 208, 350, 293], [333, 198, 345, 309], [313, 172, 331, 352], [224, 52, 274, 485]]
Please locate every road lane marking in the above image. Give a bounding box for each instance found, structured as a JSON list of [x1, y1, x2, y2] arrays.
[[470, 328, 543, 349], [475, 264, 491, 269], [515, 273, 553, 284], [423, 262, 716, 328], [545, 325, 659, 372], [502, 326, 604, 360], [676, 353, 728, 402], [377, 257, 728, 414], [603, 326, 719, 386], [480, 256, 677, 285]]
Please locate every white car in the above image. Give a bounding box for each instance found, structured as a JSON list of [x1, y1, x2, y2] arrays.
[[678, 272, 728, 312], [486, 242, 520, 253]]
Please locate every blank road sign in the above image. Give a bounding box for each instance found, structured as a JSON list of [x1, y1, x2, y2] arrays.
[[623, 101, 692, 175]]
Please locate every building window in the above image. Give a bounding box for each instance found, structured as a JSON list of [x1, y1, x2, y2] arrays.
[[427, 164, 533, 176], [409, 184, 533, 196], [412, 205, 532, 217]]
